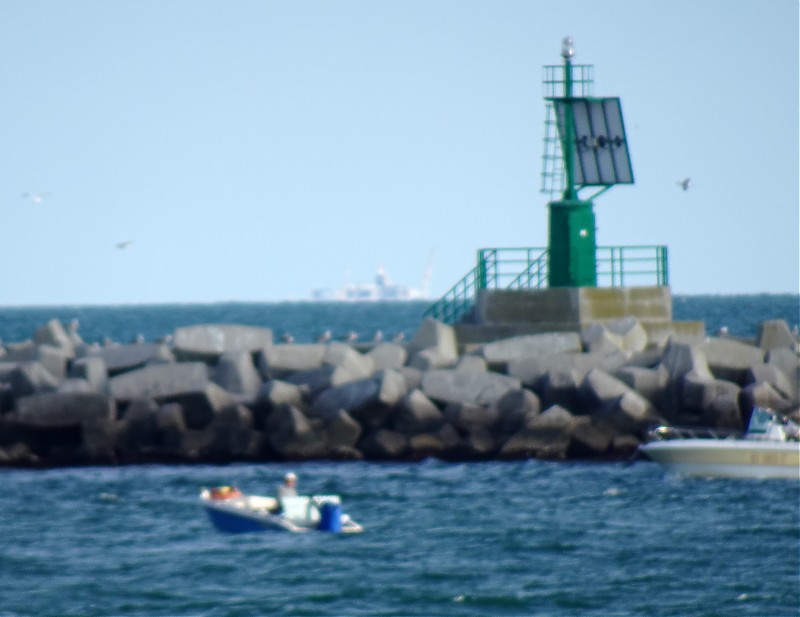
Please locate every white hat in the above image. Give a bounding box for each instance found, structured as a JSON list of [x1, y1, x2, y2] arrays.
[[284, 472, 297, 482]]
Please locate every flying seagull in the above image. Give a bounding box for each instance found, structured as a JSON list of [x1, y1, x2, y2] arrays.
[[22, 192, 50, 204], [116, 241, 133, 250], [676, 178, 692, 191]]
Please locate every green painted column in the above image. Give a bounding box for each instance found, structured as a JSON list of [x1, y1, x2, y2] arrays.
[[547, 198, 597, 287]]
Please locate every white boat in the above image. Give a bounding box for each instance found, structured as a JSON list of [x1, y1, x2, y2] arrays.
[[312, 262, 432, 302], [639, 407, 800, 480], [200, 486, 364, 534]]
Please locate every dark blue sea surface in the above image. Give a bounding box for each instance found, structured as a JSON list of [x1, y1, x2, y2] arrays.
[[0, 294, 797, 345], [0, 460, 797, 617]]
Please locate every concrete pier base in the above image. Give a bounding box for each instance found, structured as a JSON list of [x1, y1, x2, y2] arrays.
[[455, 286, 704, 346]]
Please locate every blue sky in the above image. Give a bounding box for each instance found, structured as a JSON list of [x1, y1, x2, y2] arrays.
[[1, 0, 797, 305]]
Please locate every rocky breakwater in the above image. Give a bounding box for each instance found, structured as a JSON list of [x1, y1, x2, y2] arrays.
[[0, 316, 797, 467]]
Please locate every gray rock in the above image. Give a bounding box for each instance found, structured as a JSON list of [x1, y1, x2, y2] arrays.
[[366, 343, 407, 371], [33, 319, 75, 355], [68, 356, 109, 393], [580, 368, 632, 410], [212, 351, 262, 399], [614, 366, 667, 405], [567, 417, 617, 457], [265, 403, 323, 458], [255, 379, 306, 408], [496, 388, 540, 422], [311, 370, 407, 420], [740, 381, 792, 414], [499, 405, 574, 459], [258, 344, 326, 378], [173, 324, 274, 361], [202, 404, 259, 460], [57, 378, 94, 394], [109, 363, 209, 402], [81, 343, 174, 375], [8, 362, 60, 398], [359, 429, 407, 458], [599, 390, 663, 434], [743, 365, 795, 402], [460, 426, 496, 457], [757, 320, 797, 351], [766, 348, 800, 403], [606, 316, 649, 352], [408, 348, 457, 371], [323, 343, 375, 379], [407, 318, 458, 360], [109, 363, 235, 429], [444, 401, 499, 432], [392, 389, 445, 434], [397, 366, 424, 391], [681, 372, 740, 413], [15, 392, 115, 427], [324, 409, 362, 450], [481, 332, 582, 366], [700, 338, 764, 383], [539, 368, 584, 413], [422, 369, 521, 407], [454, 355, 488, 373], [508, 350, 626, 388]]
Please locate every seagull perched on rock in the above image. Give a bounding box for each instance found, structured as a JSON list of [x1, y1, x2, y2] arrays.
[[676, 178, 692, 191], [22, 191, 50, 204], [280, 332, 295, 344], [316, 329, 332, 343]]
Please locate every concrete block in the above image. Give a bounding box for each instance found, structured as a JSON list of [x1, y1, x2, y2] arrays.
[[173, 324, 274, 361], [454, 355, 488, 373], [81, 343, 174, 375], [8, 362, 60, 398], [366, 343, 407, 370], [311, 369, 407, 419], [109, 363, 210, 402], [68, 356, 109, 393], [15, 392, 115, 428], [766, 348, 800, 403], [407, 318, 458, 360], [408, 348, 456, 371], [359, 429, 407, 459], [258, 344, 326, 377], [422, 369, 521, 407], [392, 389, 445, 434], [444, 401, 499, 432], [33, 319, 75, 355], [681, 372, 740, 413], [323, 343, 375, 382], [325, 409, 362, 450], [700, 338, 765, 383], [212, 351, 262, 399], [481, 333, 582, 366], [757, 319, 797, 351], [580, 368, 633, 410]]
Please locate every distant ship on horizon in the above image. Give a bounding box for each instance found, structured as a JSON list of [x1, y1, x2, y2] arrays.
[[312, 262, 432, 302]]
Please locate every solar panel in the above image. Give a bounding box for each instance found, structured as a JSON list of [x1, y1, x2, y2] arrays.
[[553, 97, 634, 186]]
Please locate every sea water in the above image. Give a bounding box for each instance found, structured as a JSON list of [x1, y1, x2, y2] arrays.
[[0, 295, 798, 616], [0, 461, 797, 616]]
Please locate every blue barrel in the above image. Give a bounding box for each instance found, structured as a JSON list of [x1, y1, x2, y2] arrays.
[[317, 502, 342, 532]]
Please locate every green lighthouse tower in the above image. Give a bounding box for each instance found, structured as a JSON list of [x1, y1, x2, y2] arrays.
[[424, 38, 697, 345], [544, 37, 633, 287]]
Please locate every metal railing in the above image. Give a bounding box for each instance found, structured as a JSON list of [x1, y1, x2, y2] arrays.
[[424, 245, 668, 324]]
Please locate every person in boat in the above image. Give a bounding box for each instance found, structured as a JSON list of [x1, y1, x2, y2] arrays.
[[273, 472, 298, 513]]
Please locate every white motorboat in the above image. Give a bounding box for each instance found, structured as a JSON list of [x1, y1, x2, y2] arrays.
[[639, 407, 800, 480], [200, 486, 364, 534]]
